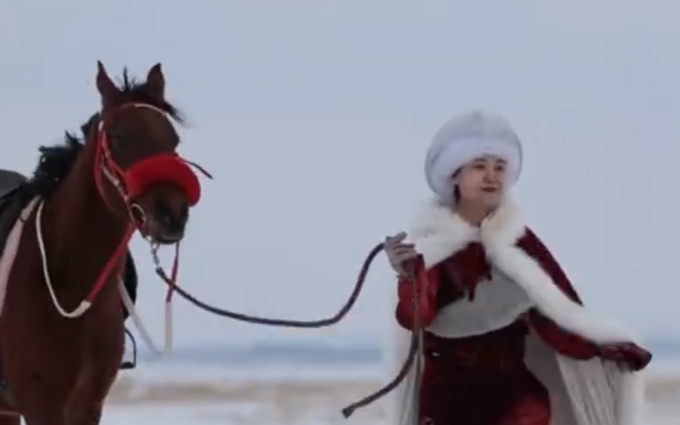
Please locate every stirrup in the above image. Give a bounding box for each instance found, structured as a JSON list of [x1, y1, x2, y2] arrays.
[[120, 327, 138, 370]]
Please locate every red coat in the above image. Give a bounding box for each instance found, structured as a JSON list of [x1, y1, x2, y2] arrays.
[[392, 201, 651, 425]]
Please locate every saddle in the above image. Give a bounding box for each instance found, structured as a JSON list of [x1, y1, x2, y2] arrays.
[[0, 170, 31, 260]]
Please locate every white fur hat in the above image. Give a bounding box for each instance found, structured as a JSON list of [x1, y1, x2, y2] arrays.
[[424, 110, 523, 202]]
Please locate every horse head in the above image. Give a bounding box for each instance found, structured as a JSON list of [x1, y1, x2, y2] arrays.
[[92, 61, 201, 245]]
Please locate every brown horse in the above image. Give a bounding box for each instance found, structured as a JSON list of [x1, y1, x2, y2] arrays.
[[0, 62, 202, 424]]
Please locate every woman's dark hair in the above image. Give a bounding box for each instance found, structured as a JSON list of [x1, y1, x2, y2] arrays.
[[451, 170, 461, 203]]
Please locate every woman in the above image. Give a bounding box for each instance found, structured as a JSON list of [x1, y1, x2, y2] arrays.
[[383, 111, 651, 425]]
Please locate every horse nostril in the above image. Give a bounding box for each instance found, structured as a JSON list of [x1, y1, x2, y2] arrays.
[[154, 199, 170, 225], [154, 199, 187, 236], [178, 203, 189, 223]]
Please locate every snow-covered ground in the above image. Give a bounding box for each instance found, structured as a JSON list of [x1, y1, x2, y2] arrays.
[[7, 352, 679, 424], [102, 360, 384, 425], [93, 357, 680, 424]]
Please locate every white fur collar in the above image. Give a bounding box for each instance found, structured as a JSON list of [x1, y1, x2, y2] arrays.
[[406, 195, 638, 345], [407, 196, 526, 268]]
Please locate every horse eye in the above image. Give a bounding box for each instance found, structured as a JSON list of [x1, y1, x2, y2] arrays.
[[110, 135, 126, 147]]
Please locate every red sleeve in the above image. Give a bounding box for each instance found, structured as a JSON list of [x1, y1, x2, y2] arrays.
[[395, 256, 440, 330], [528, 311, 599, 359], [517, 229, 599, 360], [519, 229, 653, 369]]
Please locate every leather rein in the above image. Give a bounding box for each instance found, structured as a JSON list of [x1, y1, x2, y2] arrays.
[[154, 242, 423, 419]]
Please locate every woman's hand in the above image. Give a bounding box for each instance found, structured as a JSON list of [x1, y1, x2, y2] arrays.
[[384, 232, 420, 278], [599, 342, 652, 372]]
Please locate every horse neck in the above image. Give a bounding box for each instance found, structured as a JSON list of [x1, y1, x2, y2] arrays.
[[39, 134, 129, 297]]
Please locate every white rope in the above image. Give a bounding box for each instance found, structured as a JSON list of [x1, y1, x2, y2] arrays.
[[36, 194, 173, 354], [35, 199, 92, 318], [119, 278, 173, 356]]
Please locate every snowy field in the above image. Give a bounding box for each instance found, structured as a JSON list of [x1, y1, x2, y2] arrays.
[[103, 363, 385, 425], [3, 345, 678, 424], [80, 356, 680, 425], [102, 359, 385, 425]]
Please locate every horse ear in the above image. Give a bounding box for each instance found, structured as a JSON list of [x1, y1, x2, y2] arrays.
[[145, 63, 165, 99], [96, 61, 120, 107]]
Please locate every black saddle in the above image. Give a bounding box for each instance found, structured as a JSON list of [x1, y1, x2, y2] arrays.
[[0, 170, 32, 262], [0, 170, 26, 201]]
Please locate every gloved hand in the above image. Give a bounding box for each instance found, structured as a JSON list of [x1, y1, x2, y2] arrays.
[[599, 342, 652, 372], [383, 232, 420, 279]]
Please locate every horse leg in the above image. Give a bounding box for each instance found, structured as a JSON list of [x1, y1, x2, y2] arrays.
[[2, 355, 73, 425], [64, 374, 110, 425], [0, 331, 74, 425], [6, 339, 120, 425], [64, 367, 118, 425], [1, 323, 75, 425], [65, 327, 124, 425], [15, 395, 68, 425], [65, 399, 104, 425]]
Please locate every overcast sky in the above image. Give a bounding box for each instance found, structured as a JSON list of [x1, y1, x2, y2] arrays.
[[1, 0, 679, 348]]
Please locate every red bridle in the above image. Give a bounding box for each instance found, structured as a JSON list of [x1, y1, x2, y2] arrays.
[[82, 103, 207, 312], [93, 103, 203, 231]]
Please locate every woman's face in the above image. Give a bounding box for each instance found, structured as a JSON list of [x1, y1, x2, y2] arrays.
[[454, 155, 507, 209]]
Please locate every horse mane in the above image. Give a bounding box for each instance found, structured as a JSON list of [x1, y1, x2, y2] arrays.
[[25, 128, 86, 199], [23, 68, 185, 199]]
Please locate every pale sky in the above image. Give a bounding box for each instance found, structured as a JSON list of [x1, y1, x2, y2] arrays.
[[1, 1, 679, 348]]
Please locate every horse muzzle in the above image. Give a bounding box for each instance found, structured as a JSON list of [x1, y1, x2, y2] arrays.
[[124, 153, 200, 243]]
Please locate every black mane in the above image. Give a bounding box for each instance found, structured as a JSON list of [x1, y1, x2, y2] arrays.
[[26, 128, 86, 198], [24, 68, 184, 199]]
